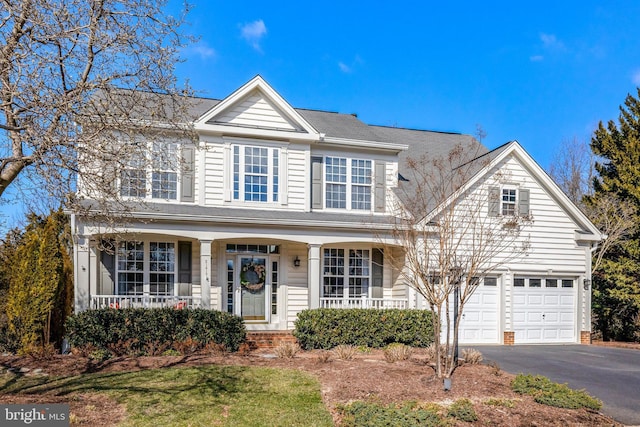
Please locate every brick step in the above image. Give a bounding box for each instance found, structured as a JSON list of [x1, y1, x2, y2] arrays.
[[246, 331, 297, 350]]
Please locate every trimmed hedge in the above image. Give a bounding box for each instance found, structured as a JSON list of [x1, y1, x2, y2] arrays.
[[65, 308, 246, 353], [293, 308, 433, 350]]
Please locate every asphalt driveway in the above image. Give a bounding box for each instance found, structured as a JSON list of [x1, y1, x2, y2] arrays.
[[471, 345, 640, 426]]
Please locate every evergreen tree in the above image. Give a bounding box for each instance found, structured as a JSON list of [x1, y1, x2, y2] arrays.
[[4, 210, 73, 352], [589, 88, 640, 341]]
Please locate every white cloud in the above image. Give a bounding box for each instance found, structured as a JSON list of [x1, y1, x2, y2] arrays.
[[540, 33, 565, 50], [338, 62, 351, 73], [240, 19, 267, 52], [632, 70, 640, 86], [192, 43, 216, 59], [530, 55, 544, 62], [338, 55, 363, 73]]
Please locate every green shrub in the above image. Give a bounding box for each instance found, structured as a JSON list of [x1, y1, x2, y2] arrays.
[[512, 374, 602, 410], [293, 309, 434, 350], [65, 308, 246, 355], [447, 398, 478, 422], [338, 401, 446, 427]]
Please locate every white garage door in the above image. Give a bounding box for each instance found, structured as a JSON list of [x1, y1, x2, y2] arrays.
[[458, 277, 500, 344], [513, 277, 576, 344]]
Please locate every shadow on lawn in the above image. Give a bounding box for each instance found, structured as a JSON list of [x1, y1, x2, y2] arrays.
[[0, 363, 251, 403]]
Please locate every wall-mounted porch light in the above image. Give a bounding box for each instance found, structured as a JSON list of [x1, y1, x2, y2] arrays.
[[293, 256, 301, 268]]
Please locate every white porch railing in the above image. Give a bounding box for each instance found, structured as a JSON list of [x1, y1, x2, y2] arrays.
[[320, 297, 408, 309], [90, 295, 202, 310]]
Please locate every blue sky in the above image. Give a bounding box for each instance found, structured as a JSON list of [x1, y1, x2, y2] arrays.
[[2, 1, 640, 232], [177, 1, 640, 165]]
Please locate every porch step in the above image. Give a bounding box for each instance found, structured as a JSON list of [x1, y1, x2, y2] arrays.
[[246, 331, 298, 350]]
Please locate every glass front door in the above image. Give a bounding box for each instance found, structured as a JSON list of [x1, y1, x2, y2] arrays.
[[239, 256, 268, 321]]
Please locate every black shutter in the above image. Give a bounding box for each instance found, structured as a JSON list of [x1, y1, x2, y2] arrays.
[[488, 187, 500, 217], [181, 146, 195, 202], [374, 161, 386, 212], [371, 248, 384, 298], [311, 156, 323, 209], [518, 189, 530, 216], [178, 241, 192, 296], [100, 240, 116, 294]]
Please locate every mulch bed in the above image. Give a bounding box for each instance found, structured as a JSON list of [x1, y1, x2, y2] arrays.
[[0, 349, 620, 426]]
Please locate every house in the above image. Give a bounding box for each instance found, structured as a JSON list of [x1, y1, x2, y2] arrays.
[[71, 76, 601, 345]]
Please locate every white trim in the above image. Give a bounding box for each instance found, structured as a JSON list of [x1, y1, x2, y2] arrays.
[[319, 136, 409, 152], [419, 141, 602, 240], [194, 75, 319, 136]]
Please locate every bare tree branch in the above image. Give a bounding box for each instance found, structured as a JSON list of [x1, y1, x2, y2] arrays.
[[0, 0, 195, 226], [385, 143, 532, 379]]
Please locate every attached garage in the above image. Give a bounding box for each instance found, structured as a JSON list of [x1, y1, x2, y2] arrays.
[[513, 277, 576, 343], [458, 277, 500, 344]]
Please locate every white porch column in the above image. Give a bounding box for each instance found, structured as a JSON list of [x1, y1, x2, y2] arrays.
[[74, 235, 91, 313], [308, 244, 321, 309], [200, 240, 212, 309]]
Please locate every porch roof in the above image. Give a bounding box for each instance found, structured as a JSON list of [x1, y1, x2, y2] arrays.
[[78, 200, 395, 229]]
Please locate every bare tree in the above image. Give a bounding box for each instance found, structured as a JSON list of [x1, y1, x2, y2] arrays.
[[0, 0, 195, 222], [548, 137, 594, 206], [585, 193, 636, 274], [387, 143, 532, 380]]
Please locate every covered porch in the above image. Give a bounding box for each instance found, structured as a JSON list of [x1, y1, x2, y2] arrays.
[[74, 231, 409, 329]]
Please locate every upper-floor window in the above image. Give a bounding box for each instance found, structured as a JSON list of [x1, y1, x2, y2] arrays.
[[325, 157, 372, 210], [121, 151, 147, 198], [120, 142, 181, 201], [488, 186, 530, 217], [151, 143, 178, 199], [501, 188, 516, 216], [233, 145, 279, 202]]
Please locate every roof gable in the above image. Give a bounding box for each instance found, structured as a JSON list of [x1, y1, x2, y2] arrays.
[[420, 141, 602, 240], [195, 75, 319, 138]]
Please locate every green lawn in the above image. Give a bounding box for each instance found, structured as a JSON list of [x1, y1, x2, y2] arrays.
[[0, 365, 333, 427]]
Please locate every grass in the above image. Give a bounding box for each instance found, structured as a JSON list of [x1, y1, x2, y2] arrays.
[[0, 365, 333, 427]]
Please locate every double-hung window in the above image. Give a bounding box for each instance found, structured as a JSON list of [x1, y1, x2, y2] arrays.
[[117, 242, 144, 295], [233, 145, 279, 202], [121, 152, 147, 198], [325, 157, 372, 210], [120, 142, 180, 201], [152, 143, 178, 199], [501, 188, 517, 216], [322, 248, 370, 299], [117, 241, 176, 296]]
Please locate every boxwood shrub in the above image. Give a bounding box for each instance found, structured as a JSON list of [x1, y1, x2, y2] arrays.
[[293, 308, 433, 350], [65, 308, 246, 354]]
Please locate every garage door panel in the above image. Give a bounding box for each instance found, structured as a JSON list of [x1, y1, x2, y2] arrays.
[[513, 282, 576, 344], [528, 295, 544, 305], [527, 311, 543, 322], [457, 283, 499, 344], [513, 294, 526, 305], [560, 295, 574, 305], [544, 295, 560, 305]]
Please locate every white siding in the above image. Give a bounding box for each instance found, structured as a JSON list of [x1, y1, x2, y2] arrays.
[[286, 146, 309, 210], [210, 92, 299, 131], [203, 143, 225, 206], [287, 243, 309, 329], [499, 157, 586, 271]]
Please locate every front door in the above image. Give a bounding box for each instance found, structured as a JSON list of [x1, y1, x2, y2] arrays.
[[238, 256, 268, 321]]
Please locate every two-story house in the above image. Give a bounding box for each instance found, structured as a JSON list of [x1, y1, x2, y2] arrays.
[[71, 76, 601, 345]]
